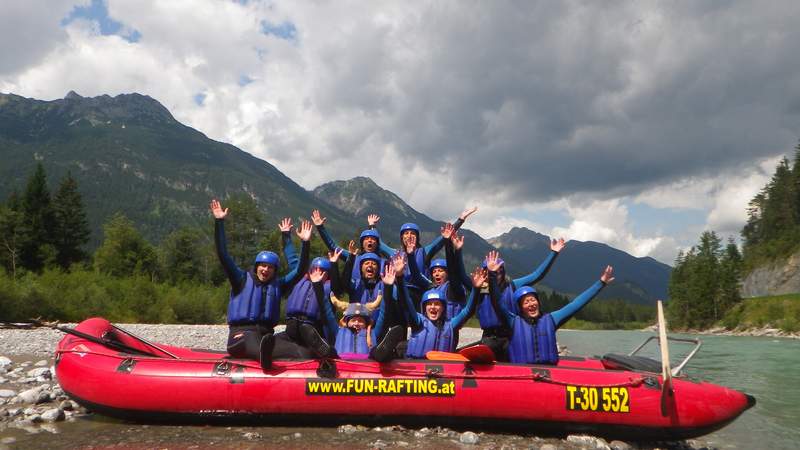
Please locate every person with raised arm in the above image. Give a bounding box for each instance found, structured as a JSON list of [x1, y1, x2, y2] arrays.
[[308, 255, 406, 362], [400, 257, 486, 359], [311, 209, 386, 282], [407, 223, 468, 319], [282, 244, 344, 353], [372, 208, 477, 307], [471, 237, 567, 361], [210, 199, 310, 369], [485, 250, 614, 364]]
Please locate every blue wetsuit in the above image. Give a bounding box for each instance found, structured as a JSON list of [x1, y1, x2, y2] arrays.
[[215, 218, 308, 359], [313, 279, 390, 359], [402, 283, 478, 358], [489, 270, 606, 364]]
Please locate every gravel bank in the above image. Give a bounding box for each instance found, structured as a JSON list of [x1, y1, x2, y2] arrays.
[[0, 324, 487, 357]]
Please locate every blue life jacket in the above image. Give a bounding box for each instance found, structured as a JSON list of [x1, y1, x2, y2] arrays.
[[351, 254, 386, 282], [405, 318, 455, 358], [352, 279, 384, 322], [426, 281, 463, 320], [335, 327, 372, 355], [477, 282, 515, 329], [507, 313, 558, 364], [227, 272, 281, 327], [286, 276, 330, 321], [404, 247, 426, 288]]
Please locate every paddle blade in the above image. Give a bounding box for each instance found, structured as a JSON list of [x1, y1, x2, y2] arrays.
[[426, 351, 468, 361], [657, 300, 674, 417], [459, 344, 495, 363]]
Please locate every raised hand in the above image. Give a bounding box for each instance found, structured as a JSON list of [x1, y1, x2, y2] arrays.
[[309, 266, 325, 283], [459, 206, 478, 221], [348, 240, 360, 256], [471, 266, 487, 288], [440, 222, 455, 240], [600, 265, 615, 284], [278, 217, 293, 233], [485, 250, 502, 272], [451, 232, 464, 250], [209, 199, 228, 219], [328, 248, 343, 263], [382, 262, 396, 285], [550, 237, 567, 253], [367, 214, 381, 227], [296, 220, 313, 241], [391, 252, 406, 275], [311, 209, 326, 227]]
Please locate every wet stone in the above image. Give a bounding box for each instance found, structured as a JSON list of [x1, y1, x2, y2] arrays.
[[0, 377, 7, 384], [0, 390, 15, 398], [243, 432, 261, 441], [370, 439, 388, 449], [0, 357, 11, 369], [567, 435, 610, 450], [460, 431, 480, 445], [0, 437, 15, 445], [395, 441, 409, 447], [28, 414, 42, 423], [609, 441, 632, 450], [539, 445, 558, 450], [34, 360, 48, 367], [41, 407, 65, 422], [17, 387, 42, 403], [293, 432, 302, 438], [339, 424, 359, 434], [23, 407, 37, 416], [19, 362, 30, 368], [59, 400, 75, 411]]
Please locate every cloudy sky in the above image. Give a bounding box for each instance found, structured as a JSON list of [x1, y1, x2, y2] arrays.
[[3, 0, 800, 264]]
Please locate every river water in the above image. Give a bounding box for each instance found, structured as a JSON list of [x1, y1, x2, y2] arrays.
[[556, 330, 800, 450], [4, 330, 798, 449]]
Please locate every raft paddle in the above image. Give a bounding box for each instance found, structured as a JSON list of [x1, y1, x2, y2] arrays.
[[425, 351, 468, 361], [458, 344, 495, 363], [657, 300, 675, 417]]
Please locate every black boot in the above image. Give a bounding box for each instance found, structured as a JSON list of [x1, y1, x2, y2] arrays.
[[299, 323, 337, 359], [370, 326, 404, 362], [259, 333, 275, 370]]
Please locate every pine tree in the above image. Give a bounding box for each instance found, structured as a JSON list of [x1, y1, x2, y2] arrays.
[[222, 194, 267, 268], [0, 198, 24, 278], [160, 226, 205, 284], [52, 172, 91, 269], [94, 213, 160, 279], [19, 163, 56, 272]]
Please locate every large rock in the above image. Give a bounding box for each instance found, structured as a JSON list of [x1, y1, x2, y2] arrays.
[[41, 408, 65, 422], [16, 387, 43, 404], [741, 250, 800, 297]]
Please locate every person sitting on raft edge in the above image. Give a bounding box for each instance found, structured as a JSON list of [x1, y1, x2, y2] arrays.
[[306, 251, 406, 362], [210, 199, 310, 369], [400, 254, 487, 359], [485, 250, 615, 365]]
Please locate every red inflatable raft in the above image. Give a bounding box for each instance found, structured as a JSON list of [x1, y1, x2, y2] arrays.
[[54, 318, 754, 440]]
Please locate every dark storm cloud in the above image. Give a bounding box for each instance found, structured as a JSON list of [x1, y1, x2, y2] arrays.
[[306, 1, 800, 203]]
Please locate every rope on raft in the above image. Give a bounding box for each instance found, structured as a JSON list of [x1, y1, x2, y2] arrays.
[[55, 347, 647, 388]]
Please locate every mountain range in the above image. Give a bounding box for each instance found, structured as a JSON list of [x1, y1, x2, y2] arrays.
[[0, 91, 671, 303]]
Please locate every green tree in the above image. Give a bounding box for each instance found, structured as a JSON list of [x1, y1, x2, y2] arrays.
[[160, 226, 206, 284], [0, 202, 24, 278], [220, 194, 267, 268], [718, 238, 743, 314], [52, 172, 91, 269], [94, 213, 160, 279], [20, 163, 56, 272]]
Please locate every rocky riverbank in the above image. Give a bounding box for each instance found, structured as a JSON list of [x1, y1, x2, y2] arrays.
[[0, 324, 717, 450]]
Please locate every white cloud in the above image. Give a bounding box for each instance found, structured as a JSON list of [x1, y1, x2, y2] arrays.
[[2, 0, 799, 266], [552, 199, 667, 259]]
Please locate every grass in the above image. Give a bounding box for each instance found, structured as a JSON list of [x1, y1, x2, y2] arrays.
[[720, 293, 800, 332]]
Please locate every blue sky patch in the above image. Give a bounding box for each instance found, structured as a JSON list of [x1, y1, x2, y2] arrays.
[[194, 92, 207, 106], [261, 20, 297, 41], [238, 75, 255, 86], [62, 0, 141, 43]]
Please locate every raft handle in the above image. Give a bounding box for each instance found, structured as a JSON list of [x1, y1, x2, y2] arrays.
[[629, 334, 702, 376]]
